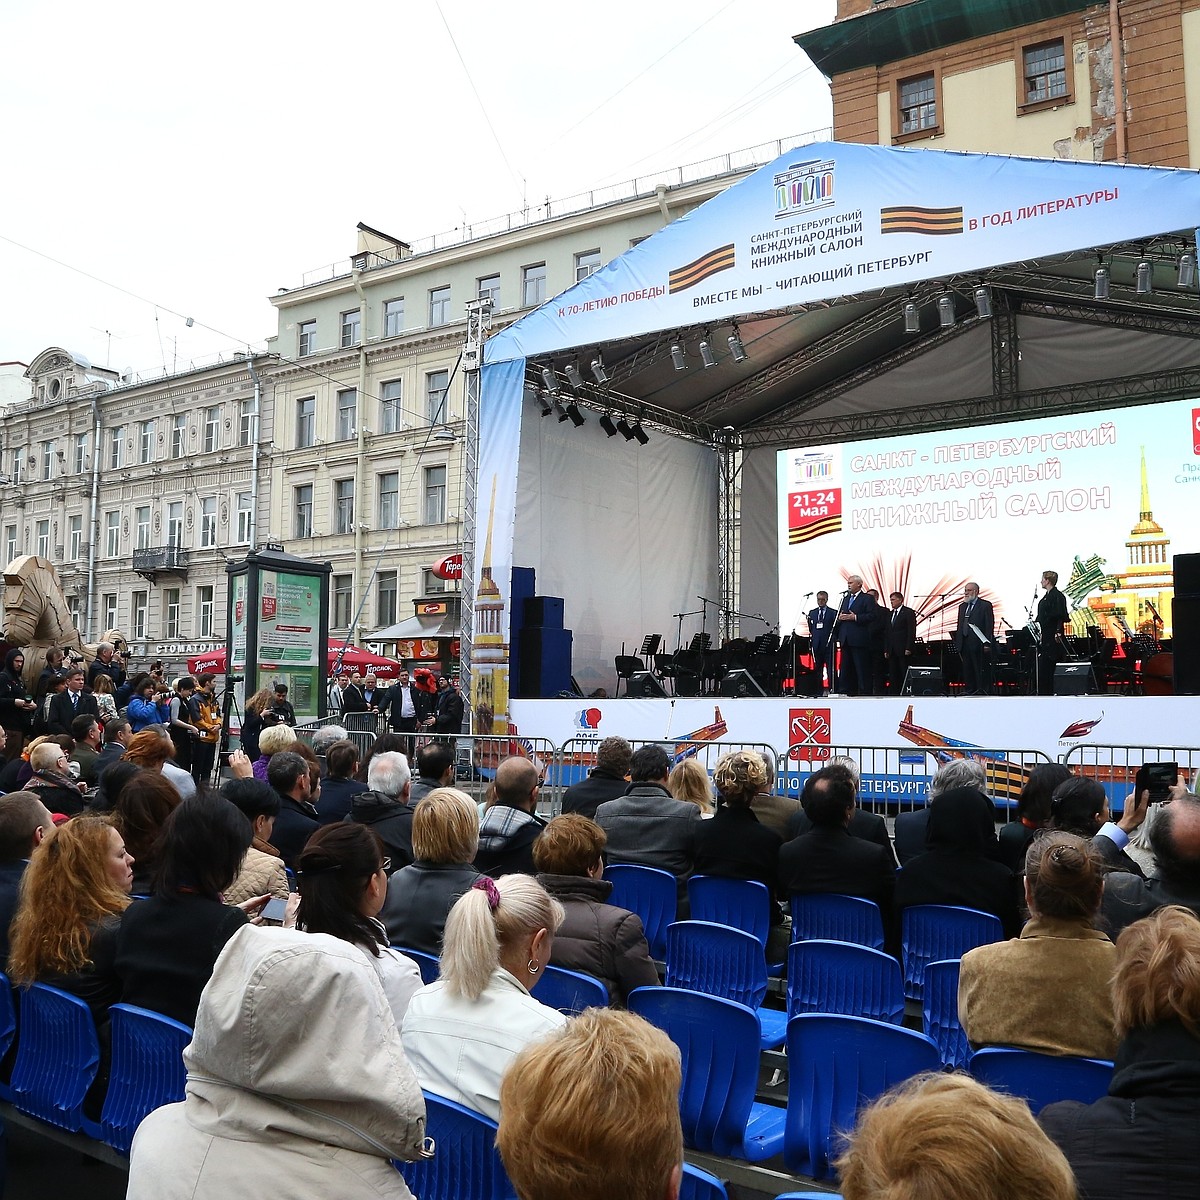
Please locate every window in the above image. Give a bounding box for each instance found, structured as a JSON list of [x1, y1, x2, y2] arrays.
[[135, 505, 151, 550], [170, 414, 187, 459], [197, 585, 214, 638], [109, 427, 125, 470], [296, 396, 315, 448], [574, 249, 601, 282], [336, 388, 357, 440], [298, 320, 317, 356], [236, 492, 253, 545], [167, 501, 183, 548], [9, 450, 21, 483], [378, 471, 399, 529], [41, 441, 54, 481], [132, 591, 148, 640], [477, 274, 500, 305], [164, 588, 181, 640], [72, 433, 88, 474], [204, 406, 220, 453], [239, 398, 254, 446], [1023, 39, 1067, 104], [332, 574, 353, 628], [294, 484, 313, 538], [334, 479, 355, 535], [200, 496, 217, 548], [380, 380, 402, 434], [340, 309, 361, 349], [522, 262, 547, 307], [898, 72, 937, 134], [67, 594, 81, 628], [103, 594, 118, 631], [140, 419, 155, 464], [105, 511, 120, 558], [377, 570, 398, 626], [36, 520, 50, 559], [426, 370, 449, 424], [384, 298, 404, 337], [3, 526, 15, 564], [68, 515, 83, 560], [423, 568, 446, 595], [423, 465, 447, 525], [429, 285, 451, 327]]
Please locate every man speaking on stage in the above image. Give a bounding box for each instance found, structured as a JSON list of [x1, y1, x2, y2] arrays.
[[955, 581, 994, 696], [834, 575, 877, 696]]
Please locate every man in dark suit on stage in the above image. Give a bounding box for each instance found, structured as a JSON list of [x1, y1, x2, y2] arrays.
[[834, 575, 878, 696], [884, 592, 918, 694], [865, 589, 889, 695], [807, 591, 836, 694], [1037, 569, 1069, 695], [955, 582, 995, 696]]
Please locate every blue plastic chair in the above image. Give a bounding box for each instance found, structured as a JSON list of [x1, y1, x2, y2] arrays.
[[0, 972, 17, 1103], [9, 983, 100, 1132], [605, 864, 677, 960], [787, 940, 905, 1025], [84, 1003, 193, 1154], [629, 986, 785, 1162], [680, 1161, 729, 1200], [970, 1047, 1114, 1113], [687, 876, 773, 950], [901, 905, 1002, 999], [535, 964, 609, 1014], [790, 893, 885, 951], [775, 1194, 844, 1199], [394, 947, 441, 986], [785, 1013, 940, 1179], [665, 921, 787, 1051], [922, 959, 971, 1069], [398, 1090, 516, 1200]]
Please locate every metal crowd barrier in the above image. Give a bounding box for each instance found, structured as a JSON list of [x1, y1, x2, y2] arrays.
[[784, 743, 1054, 815], [1061, 743, 1200, 812]]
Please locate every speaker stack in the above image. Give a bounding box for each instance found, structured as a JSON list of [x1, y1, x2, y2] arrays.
[[1173, 552, 1200, 695]]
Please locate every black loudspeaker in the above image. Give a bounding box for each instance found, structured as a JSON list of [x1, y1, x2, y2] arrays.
[[902, 667, 944, 696], [627, 671, 667, 698], [524, 596, 565, 627], [516, 628, 572, 698], [1054, 662, 1097, 695], [1173, 595, 1200, 695], [1174, 552, 1200, 597], [718, 669, 767, 698]]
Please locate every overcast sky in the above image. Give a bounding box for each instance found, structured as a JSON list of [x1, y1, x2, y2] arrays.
[[0, 1, 835, 380]]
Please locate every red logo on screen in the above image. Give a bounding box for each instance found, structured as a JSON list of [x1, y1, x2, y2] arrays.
[[788, 707, 832, 760], [787, 490, 842, 546], [1193, 407, 1200, 454]]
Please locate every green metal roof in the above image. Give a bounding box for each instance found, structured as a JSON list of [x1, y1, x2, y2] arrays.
[[795, 0, 1099, 76]]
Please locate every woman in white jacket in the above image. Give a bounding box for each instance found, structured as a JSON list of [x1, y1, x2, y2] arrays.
[[128, 925, 426, 1200], [402, 874, 566, 1121]]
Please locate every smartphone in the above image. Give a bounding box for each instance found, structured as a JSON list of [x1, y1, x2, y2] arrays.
[[1135, 761, 1178, 803], [261, 897, 289, 923]]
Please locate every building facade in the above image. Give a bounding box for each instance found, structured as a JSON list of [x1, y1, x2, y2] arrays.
[[797, 0, 1200, 167]]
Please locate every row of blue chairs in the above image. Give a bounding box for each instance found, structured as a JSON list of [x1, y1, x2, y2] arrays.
[[628, 986, 1114, 1180], [0, 974, 191, 1155]]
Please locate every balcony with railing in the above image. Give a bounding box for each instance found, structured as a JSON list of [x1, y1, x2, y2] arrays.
[[132, 545, 190, 581]]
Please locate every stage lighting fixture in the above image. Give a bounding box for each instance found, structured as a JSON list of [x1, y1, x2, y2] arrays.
[[564, 401, 586, 427], [564, 361, 584, 388], [1178, 252, 1196, 289], [540, 366, 559, 394], [599, 412, 618, 437], [554, 398, 569, 422], [699, 336, 717, 369], [937, 294, 955, 329], [616, 416, 635, 440], [1136, 258, 1153, 295], [1094, 264, 1110, 300], [590, 355, 609, 384], [630, 421, 649, 445], [973, 286, 992, 319], [670, 340, 686, 371], [903, 300, 919, 334], [537, 391, 553, 417], [727, 327, 748, 362]]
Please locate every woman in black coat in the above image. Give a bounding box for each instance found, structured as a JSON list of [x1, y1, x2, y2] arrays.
[[1040, 905, 1200, 1200], [0, 649, 37, 760], [893, 785, 1020, 937]]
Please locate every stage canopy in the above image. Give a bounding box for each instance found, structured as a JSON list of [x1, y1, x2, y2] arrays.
[[474, 140, 1200, 708]]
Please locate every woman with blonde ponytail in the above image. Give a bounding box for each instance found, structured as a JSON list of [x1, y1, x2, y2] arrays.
[[401, 874, 566, 1120]]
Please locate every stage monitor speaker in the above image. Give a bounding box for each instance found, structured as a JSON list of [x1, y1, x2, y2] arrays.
[[1173, 595, 1200, 694], [1054, 662, 1097, 695], [902, 667, 945, 696], [1174, 552, 1200, 597], [524, 595, 565, 628], [627, 671, 667, 698], [516, 628, 572, 698], [718, 669, 767, 698]]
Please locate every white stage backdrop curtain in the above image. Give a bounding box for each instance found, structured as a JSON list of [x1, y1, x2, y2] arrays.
[[513, 400, 718, 693]]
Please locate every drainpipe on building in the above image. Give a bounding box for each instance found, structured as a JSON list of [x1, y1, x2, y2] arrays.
[[246, 357, 263, 549], [84, 396, 101, 641], [1110, 0, 1126, 162], [655, 184, 671, 223], [352, 270, 368, 647]]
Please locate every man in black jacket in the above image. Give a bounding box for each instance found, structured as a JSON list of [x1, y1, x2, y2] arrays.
[[884, 591, 918, 694], [348, 750, 417, 870], [562, 736, 631, 820], [834, 575, 878, 696], [475, 756, 546, 877], [1036, 569, 1070, 695], [0, 792, 54, 970], [266, 750, 320, 870], [955, 582, 995, 697], [45, 668, 100, 736]]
